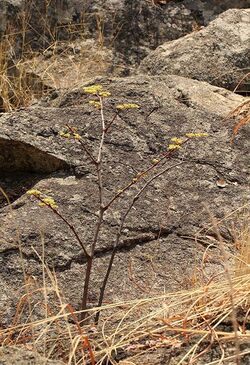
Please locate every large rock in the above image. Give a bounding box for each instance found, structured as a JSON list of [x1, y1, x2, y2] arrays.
[[139, 9, 250, 92], [0, 0, 195, 70], [0, 75, 249, 331], [182, 0, 250, 24], [2, 1, 249, 72]]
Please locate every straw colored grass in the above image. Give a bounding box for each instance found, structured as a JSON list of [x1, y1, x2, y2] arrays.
[[1, 207, 249, 364], [1, 271, 250, 364]]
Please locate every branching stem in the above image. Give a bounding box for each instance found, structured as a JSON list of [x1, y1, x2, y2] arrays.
[[95, 160, 184, 323]]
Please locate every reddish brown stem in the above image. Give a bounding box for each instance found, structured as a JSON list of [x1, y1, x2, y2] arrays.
[[80, 95, 107, 321], [34, 195, 90, 259], [66, 124, 97, 165], [95, 161, 184, 323]]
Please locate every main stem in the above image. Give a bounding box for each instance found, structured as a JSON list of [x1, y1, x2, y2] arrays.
[[80, 95, 106, 322], [95, 161, 184, 323], [80, 207, 104, 321]]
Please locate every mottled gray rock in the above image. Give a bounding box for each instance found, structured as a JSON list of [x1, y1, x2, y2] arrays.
[[4, 0, 250, 71], [0, 0, 195, 70], [0, 76, 249, 334], [1, 1, 250, 79], [183, 0, 250, 24], [0, 0, 23, 36], [139, 9, 250, 92], [0, 347, 64, 365]]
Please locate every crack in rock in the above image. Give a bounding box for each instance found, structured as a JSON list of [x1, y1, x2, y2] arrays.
[[0, 227, 178, 272], [0, 137, 70, 208], [0, 138, 69, 173]]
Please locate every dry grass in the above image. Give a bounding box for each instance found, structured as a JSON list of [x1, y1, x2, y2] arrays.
[[0, 19, 60, 113], [1, 270, 250, 364], [222, 97, 250, 144], [235, 211, 250, 278], [0, 5, 113, 113], [0, 35, 35, 112], [0, 206, 249, 365], [25, 39, 113, 91]]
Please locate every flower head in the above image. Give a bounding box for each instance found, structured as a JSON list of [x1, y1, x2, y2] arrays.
[[116, 103, 140, 110], [59, 131, 71, 138], [168, 144, 181, 151], [83, 84, 111, 97], [39, 197, 58, 209], [185, 132, 209, 138], [89, 100, 101, 108], [73, 133, 81, 140], [99, 91, 111, 97], [83, 84, 103, 95], [60, 127, 82, 141], [27, 189, 41, 197], [152, 158, 160, 165], [170, 137, 183, 145]]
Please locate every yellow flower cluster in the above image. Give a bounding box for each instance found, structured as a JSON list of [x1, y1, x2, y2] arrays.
[[99, 91, 111, 97], [27, 189, 41, 197], [152, 158, 160, 165], [83, 84, 103, 94], [116, 103, 140, 110], [89, 100, 101, 108], [73, 133, 81, 140], [27, 190, 58, 209], [166, 132, 208, 151], [59, 131, 71, 138], [168, 136, 183, 151], [185, 132, 209, 138], [83, 84, 111, 97], [170, 137, 183, 145], [168, 144, 181, 151], [39, 197, 58, 209], [59, 129, 81, 140]]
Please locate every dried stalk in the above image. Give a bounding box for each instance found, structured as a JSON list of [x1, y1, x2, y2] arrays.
[[206, 207, 241, 365], [94, 160, 184, 323]]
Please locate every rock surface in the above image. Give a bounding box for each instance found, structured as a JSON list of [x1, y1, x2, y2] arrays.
[[0, 0, 195, 72], [1, 1, 249, 72], [0, 3, 250, 364], [0, 75, 249, 327], [139, 9, 250, 92], [0, 347, 64, 365], [182, 0, 250, 24]]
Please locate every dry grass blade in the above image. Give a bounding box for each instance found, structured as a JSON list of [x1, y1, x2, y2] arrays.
[[1, 203, 250, 363], [231, 114, 250, 143], [223, 98, 250, 143], [235, 212, 250, 277], [233, 72, 250, 93], [1, 268, 250, 364]]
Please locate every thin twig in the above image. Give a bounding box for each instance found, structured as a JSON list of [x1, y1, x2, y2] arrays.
[[105, 112, 118, 133], [95, 161, 184, 323], [66, 124, 97, 165], [80, 208, 105, 320], [233, 72, 250, 93], [34, 195, 90, 259], [104, 143, 188, 211]]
